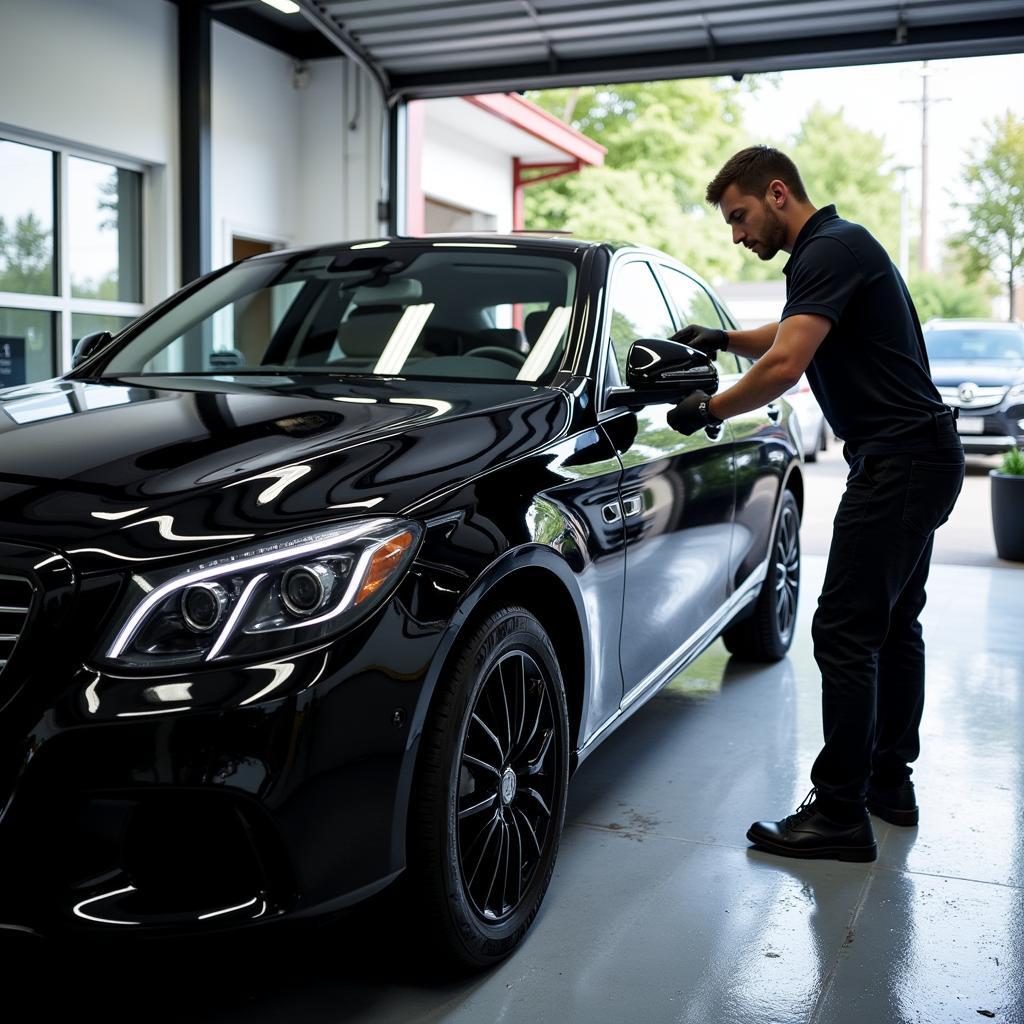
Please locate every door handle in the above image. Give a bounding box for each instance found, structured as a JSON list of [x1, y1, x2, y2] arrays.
[[767, 403, 781, 423], [622, 494, 644, 518], [601, 501, 622, 524]]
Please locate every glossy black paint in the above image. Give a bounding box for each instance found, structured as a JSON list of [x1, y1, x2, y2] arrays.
[[0, 236, 801, 937]]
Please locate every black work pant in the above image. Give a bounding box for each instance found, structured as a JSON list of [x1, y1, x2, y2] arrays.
[[810, 444, 965, 822]]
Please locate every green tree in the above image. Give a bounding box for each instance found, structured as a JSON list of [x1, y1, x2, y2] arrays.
[[524, 80, 750, 279], [907, 269, 995, 322], [0, 212, 54, 294], [951, 111, 1024, 318], [523, 84, 903, 290]]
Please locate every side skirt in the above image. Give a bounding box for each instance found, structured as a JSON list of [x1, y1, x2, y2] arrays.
[[574, 557, 768, 768]]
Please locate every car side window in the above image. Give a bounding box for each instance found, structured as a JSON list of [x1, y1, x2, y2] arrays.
[[606, 260, 676, 385], [658, 266, 740, 377]]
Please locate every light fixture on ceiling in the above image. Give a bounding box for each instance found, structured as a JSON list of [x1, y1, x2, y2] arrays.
[[259, 0, 300, 14]]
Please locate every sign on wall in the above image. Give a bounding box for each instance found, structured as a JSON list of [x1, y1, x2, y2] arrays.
[[0, 337, 26, 388]]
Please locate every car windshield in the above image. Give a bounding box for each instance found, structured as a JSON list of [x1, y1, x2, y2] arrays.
[[924, 328, 1024, 362], [98, 245, 579, 384]]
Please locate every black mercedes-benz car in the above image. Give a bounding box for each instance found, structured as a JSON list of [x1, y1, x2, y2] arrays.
[[923, 318, 1024, 455], [0, 236, 802, 965]]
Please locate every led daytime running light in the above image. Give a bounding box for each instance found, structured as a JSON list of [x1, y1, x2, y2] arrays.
[[106, 518, 394, 660]]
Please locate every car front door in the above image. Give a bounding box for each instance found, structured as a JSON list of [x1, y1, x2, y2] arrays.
[[600, 258, 735, 702]]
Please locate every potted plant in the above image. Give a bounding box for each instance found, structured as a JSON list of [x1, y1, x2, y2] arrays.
[[991, 447, 1024, 561]]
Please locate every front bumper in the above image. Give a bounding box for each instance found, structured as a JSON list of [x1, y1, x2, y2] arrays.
[[955, 406, 1024, 455], [0, 548, 450, 937]]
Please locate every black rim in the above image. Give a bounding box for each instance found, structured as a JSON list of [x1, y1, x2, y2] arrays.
[[456, 649, 558, 923], [774, 504, 800, 642]]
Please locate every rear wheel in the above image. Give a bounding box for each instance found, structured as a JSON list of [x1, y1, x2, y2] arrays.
[[723, 490, 800, 661], [409, 606, 569, 969]]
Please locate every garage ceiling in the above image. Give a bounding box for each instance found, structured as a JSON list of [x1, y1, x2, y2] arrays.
[[210, 0, 1024, 100]]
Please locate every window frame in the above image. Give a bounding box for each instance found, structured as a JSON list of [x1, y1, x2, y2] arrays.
[[597, 251, 679, 413], [654, 262, 744, 379], [0, 127, 147, 378]]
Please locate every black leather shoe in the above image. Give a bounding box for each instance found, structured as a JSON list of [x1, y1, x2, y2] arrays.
[[867, 778, 919, 826], [747, 790, 877, 862]]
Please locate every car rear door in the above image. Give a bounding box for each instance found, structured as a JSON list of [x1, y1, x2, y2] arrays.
[[599, 257, 735, 701]]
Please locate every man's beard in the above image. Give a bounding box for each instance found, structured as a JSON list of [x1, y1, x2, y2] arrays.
[[756, 201, 788, 260]]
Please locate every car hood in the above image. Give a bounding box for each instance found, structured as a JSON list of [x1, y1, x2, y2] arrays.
[[0, 374, 569, 573], [930, 361, 1024, 387]]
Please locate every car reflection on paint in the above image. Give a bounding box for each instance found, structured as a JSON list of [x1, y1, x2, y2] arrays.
[[0, 235, 802, 967]]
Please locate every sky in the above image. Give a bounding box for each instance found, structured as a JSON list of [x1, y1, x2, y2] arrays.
[[737, 52, 1024, 271]]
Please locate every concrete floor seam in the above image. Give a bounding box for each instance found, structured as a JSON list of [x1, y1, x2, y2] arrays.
[[807, 866, 880, 1024]]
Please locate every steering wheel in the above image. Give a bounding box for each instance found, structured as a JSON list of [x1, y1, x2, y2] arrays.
[[463, 346, 527, 368]]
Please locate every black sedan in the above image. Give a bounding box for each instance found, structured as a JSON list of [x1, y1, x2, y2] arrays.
[[0, 236, 803, 966]]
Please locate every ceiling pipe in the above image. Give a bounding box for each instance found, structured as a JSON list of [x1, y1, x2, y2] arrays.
[[293, 0, 392, 103]]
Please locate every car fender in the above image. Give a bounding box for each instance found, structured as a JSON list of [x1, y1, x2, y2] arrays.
[[390, 542, 594, 868]]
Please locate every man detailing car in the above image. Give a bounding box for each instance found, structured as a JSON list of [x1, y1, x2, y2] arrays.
[[666, 146, 964, 861]]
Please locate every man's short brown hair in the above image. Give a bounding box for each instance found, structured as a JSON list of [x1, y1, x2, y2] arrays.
[[705, 146, 809, 206]]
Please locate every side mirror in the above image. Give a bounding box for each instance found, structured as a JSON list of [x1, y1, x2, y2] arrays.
[[605, 338, 719, 408], [72, 330, 113, 369]]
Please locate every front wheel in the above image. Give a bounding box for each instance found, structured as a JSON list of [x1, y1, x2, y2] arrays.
[[409, 606, 569, 969], [723, 489, 801, 661]]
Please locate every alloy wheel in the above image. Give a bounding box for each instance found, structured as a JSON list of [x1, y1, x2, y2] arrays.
[[774, 503, 800, 642], [456, 650, 558, 923]]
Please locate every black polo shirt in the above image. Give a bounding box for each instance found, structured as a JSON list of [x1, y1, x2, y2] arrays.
[[780, 205, 953, 456]]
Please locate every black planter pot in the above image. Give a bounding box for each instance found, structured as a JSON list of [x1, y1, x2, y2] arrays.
[[991, 471, 1024, 561]]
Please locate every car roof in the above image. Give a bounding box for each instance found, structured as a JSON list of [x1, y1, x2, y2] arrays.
[[244, 233, 647, 261], [923, 318, 1024, 332]]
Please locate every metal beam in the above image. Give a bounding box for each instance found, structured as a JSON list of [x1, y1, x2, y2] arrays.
[[388, 16, 1024, 99], [178, 0, 212, 286], [293, 0, 391, 101]]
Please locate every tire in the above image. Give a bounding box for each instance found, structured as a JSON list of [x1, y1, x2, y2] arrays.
[[819, 424, 829, 452], [723, 490, 800, 661], [408, 606, 569, 970]]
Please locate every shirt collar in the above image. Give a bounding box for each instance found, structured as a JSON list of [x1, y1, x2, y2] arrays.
[[783, 205, 838, 275]]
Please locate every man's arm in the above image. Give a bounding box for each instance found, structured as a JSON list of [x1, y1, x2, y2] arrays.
[[708, 314, 830, 420], [725, 321, 779, 360]]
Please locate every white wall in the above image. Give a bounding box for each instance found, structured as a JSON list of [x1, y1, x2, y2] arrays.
[[422, 118, 513, 232], [211, 27, 386, 264], [296, 57, 385, 245], [0, 0, 179, 303], [211, 23, 302, 267]]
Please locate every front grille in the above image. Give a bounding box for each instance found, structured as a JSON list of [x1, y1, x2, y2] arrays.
[[937, 385, 1008, 411], [0, 574, 33, 679]]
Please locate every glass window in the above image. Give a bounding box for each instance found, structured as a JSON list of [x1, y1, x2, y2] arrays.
[[69, 157, 142, 302], [923, 328, 1024, 362], [72, 313, 135, 346], [607, 261, 676, 382], [0, 308, 56, 386], [0, 136, 146, 383], [0, 140, 56, 296], [658, 266, 738, 376], [102, 248, 578, 385]]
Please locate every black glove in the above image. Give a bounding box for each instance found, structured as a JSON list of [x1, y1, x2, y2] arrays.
[[670, 323, 728, 360], [667, 390, 723, 437]]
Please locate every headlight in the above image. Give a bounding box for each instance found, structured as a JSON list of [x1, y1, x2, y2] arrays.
[[1007, 383, 1024, 403], [99, 518, 421, 670]]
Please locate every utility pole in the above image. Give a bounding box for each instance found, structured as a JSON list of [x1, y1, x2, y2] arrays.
[[902, 62, 949, 274], [894, 165, 913, 279]]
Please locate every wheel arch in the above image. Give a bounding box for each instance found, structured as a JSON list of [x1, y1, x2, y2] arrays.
[[396, 547, 591, 867]]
